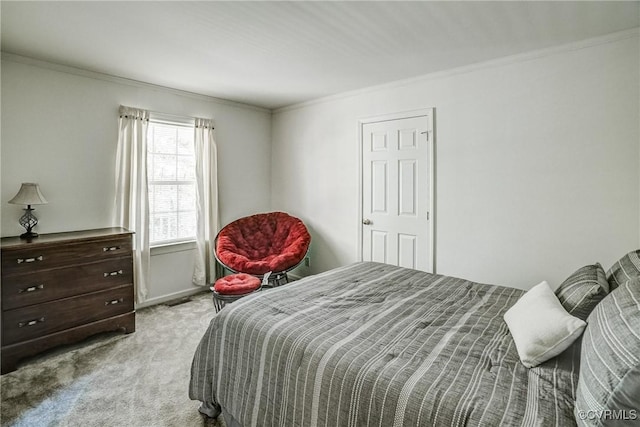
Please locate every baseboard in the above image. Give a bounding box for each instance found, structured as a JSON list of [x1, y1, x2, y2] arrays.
[[136, 288, 208, 309]]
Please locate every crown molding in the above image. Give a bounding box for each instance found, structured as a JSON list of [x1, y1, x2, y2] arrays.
[[0, 52, 270, 114], [274, 27, 640, 114], [3, 26, 637, 115]]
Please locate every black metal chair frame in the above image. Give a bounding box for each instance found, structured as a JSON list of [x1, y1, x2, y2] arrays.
[[211, 286, 263, 313]]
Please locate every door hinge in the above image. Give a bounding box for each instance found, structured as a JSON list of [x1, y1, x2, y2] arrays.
[[427, 211, 430, 220]]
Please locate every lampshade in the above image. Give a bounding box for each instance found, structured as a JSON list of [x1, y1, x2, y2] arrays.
[[8, 183, 48, 206]]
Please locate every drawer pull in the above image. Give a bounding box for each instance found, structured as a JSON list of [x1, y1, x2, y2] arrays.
[[17, 256, 43, 264], [18, 317, 45, 328], [104, 270, 124, 277], [18, 284, 45, 293], [106, 298, 124, 306], [103, 246, 121, 252]]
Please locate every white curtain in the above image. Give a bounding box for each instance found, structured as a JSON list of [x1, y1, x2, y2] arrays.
[[114, 106, 150, 303], [193, 118, 220, 286]]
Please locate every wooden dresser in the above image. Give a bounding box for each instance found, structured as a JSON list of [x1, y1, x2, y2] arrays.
[[1, 228, 135, 374]]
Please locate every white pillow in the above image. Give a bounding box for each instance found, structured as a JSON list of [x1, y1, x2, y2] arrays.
[[504, 280, 586, 368]]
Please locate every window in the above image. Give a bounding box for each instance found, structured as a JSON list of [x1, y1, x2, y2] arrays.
[[147, 120, 196, 245]]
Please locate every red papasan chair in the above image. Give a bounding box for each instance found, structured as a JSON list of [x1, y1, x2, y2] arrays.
[[214, 212, 311, 287]]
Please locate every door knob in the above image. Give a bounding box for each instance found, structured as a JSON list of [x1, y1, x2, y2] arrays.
[[362, 219, 372, 225]]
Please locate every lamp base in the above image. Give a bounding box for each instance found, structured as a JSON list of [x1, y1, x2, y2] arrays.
[[18, 206, 39, 239], [20, 231, 39, 239]]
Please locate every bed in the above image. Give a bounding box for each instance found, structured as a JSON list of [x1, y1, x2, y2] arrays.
[[190, 262, 587, 426]]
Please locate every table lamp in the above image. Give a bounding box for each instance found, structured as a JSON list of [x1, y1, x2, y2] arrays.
[[8, 183, 48, 239]]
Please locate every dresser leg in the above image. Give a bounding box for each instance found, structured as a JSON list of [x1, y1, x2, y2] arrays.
[[123, 316, 136, 334], [1, 350, 19, 375]]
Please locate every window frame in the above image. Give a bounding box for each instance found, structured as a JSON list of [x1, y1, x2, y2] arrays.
[[147, 114, 197, 248]]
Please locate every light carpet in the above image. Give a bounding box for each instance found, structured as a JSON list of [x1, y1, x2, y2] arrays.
[[1, 293, 224, 427]]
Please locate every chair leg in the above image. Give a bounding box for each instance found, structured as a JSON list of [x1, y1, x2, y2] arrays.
[[212, 296, 225, 313], [268, 273, 289, 287], [280, 273, 289, 286]]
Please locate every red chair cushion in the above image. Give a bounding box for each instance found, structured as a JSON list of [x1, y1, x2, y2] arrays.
[[216, 212, 311, 275], [213, 274, 261, 295]]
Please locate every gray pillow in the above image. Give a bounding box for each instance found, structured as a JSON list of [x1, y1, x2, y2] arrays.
[[555, 263, 608, 321], [574, 277, 640, 426], [606, 250, 640, 291]]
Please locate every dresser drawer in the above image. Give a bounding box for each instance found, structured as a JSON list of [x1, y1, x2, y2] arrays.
[[1, 237, 132, 276], [1, 257, 133, 310], [2, 285, 134, 345]]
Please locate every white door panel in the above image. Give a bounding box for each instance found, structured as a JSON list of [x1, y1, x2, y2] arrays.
[[361, 113, 433, 272], [398, 233, 417, 269], [371, 230, 388, 264]]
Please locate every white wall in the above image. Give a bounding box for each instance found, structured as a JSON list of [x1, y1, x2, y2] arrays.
[[272, 32, 640, 290], [1, 56, 272, 304]]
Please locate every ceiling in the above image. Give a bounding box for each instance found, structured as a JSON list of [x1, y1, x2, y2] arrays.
[[2, 1, 639, 110]]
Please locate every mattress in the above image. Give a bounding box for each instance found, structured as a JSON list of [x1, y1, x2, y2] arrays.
[[190, 262, 579, 426]]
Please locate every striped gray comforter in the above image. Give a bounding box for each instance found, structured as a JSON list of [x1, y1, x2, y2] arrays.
[[190, 262, 579, 426]]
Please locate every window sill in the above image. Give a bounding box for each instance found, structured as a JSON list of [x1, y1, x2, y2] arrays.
[[150, 240, 197, 256]]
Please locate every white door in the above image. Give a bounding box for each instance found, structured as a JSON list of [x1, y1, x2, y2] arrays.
[[361, 111, 434, 272]]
